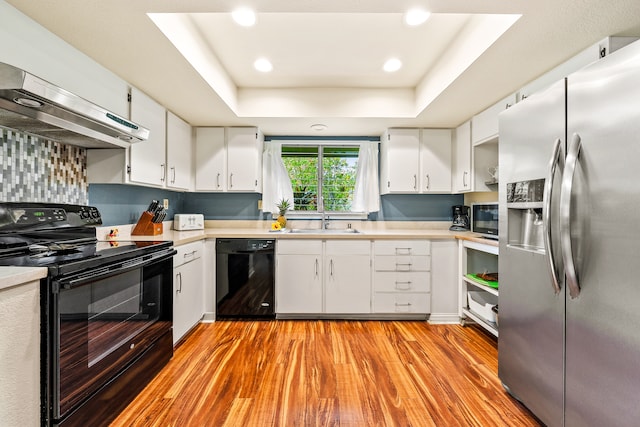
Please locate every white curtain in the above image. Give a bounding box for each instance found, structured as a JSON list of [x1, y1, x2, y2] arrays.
[[262, 142, 294, 214], [352, 142, 380, 213]]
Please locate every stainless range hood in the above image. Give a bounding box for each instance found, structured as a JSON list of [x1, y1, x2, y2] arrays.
[[0, 62, 149, 148]]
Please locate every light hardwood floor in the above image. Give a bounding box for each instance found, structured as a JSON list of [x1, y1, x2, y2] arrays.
[[110, 321, 540, 427]]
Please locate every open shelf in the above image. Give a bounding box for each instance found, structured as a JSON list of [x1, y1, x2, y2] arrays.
[[461, 308, 498, 337]]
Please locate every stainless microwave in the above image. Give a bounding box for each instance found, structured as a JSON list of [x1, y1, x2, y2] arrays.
[[472, 203, 499, 239]]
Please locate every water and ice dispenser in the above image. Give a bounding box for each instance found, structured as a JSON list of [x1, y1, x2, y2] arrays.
[[506, 178, 546, 251]]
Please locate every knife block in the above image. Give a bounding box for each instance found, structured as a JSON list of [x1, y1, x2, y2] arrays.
[[131, 211, 163, 236]]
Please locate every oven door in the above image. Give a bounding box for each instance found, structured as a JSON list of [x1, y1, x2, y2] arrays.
[[49, 249, 174, 420]]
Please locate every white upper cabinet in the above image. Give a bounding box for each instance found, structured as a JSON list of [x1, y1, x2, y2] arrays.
[[381, 128, 452, 194], [195, 128, 226, 191], [453, 121, 472, 193], [420, 129, 452, 193], [166, 112, 192, 191], [129, 88, 167, 187], [380, 128, 420, 194], [471, 94, 516, 146], [195, 127, 263, 192], [226, 127, 263, 192]]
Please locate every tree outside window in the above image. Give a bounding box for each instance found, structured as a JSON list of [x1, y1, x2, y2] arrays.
[[282, 145, 358, 212]]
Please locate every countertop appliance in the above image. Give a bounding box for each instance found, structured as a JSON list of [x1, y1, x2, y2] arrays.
[[174, 213, 204, 231], [215, 238, 275, 318], [498, 39, 640, 426], [471, 203, 498, 239], [449, 205, 470, 231], [0, 202, 175, 427], [0, 62, 149, 148]]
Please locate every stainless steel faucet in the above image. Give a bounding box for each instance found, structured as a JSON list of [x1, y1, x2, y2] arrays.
[[320, 196, 329, 229]]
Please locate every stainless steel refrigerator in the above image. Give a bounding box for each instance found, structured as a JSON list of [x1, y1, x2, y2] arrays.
[[498, 39, 640, 427]]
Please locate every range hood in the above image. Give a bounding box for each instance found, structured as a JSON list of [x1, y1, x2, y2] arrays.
[[0, 62, 149, 148]]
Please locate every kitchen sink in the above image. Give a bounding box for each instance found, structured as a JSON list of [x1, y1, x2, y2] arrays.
[[288, 228, 360, 234]]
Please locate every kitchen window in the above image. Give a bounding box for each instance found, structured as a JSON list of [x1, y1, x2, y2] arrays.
[[282, 144, 359, 212]]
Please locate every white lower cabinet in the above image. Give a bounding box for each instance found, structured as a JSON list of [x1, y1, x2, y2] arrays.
[[173, 241, 204, 345], [276, 239, 371, 315], [276, 240, 323, 313], [373, 240, 431, 314], [325, 240, 371, 314]]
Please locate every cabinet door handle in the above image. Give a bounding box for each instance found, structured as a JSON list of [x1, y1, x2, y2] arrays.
[[413, 174, 417, 190], [229, 173, 233, 188], [315, 259, 319, 277], [176, 271, 182, 293], [463, 171, 468, 188], [161, 164, 166, 182], [330, 259, 334, 277], [216, 173, 221, 188], [395, 247, 411, 255], [425, 174, 430, 190], [171, 166, 176, 184]]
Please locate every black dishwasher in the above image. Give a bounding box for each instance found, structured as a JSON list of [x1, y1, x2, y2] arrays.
[[216, 238, 275, 318]]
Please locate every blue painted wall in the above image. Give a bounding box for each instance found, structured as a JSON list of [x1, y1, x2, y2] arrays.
[[89, 184, 464, 226]]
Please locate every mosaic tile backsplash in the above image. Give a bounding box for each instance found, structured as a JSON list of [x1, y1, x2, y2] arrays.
[[0, 127, 88, 204]]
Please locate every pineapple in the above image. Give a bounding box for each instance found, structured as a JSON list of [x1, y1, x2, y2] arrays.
[[276, 198, 290, 228]]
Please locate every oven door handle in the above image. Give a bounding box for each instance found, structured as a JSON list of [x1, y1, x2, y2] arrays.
[[54, 249, 176, 291]]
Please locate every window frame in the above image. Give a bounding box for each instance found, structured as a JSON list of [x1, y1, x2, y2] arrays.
[[279, 141, 367, 220]]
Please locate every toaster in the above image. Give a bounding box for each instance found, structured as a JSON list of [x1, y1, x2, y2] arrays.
[[173, 214, 204, 231]]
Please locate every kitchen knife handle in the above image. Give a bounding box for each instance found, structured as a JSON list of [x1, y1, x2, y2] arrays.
[[560, 133, 582, 299], [543, 138, 564, 294]]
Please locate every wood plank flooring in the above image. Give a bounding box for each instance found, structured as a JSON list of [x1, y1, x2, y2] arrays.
[[110, 321, 540, 427]]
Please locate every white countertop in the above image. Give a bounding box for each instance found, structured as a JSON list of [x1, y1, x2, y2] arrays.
[[0, 220, 496, 289], [97, 220, 487, 247], [0, 267, 48, 291]]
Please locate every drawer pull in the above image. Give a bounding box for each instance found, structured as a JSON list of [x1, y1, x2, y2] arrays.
[[395, 247, 412, 255], [395, 302, 412, 312], [395, 281, 412, 290], [395, 262, 412, 271]]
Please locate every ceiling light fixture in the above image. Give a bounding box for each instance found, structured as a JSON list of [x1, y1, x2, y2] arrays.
[[310, 124, 328, 131], [232, 7, 256, 27], [383, 58, 402, 73], [404, 8, 431, 26], [254, 58, 273, 72]]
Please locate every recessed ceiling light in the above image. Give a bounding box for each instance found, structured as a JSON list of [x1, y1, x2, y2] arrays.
[[232, 7, 256, 27], [254, 58, 273, 72], [404, 8, 431, 26], [310, 124, 328, 131], [383, 58, 402, 73]]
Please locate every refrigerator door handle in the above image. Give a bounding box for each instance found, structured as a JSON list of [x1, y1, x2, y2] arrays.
[[543, 138, 564, 294], [560, 133, 582, 298]]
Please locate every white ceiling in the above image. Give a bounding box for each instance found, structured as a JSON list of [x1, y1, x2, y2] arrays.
[[6, 0, 640, 136]]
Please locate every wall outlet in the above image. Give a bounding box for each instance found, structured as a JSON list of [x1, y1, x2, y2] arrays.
[[257, 199, 262, 210], [163, 199, 169, 209]]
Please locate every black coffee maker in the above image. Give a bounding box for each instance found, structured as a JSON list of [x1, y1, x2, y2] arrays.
[[449, 205, 470, 231]]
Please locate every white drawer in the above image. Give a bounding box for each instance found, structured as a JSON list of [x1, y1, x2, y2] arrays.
[[374, 272, 431, 293], [374, 255, 431, 272], [373, 293, 431, 314], [174, 241, 203, 268], [277, 239, 322, 255], [374, 240, 430, 256], [325, 240, 371, 255]]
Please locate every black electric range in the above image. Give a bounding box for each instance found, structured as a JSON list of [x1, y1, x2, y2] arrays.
[[0, 202, 176, 427]]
